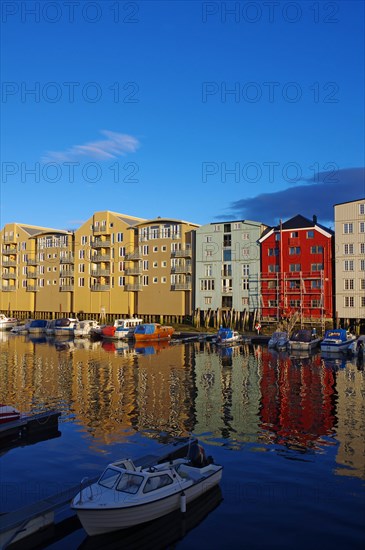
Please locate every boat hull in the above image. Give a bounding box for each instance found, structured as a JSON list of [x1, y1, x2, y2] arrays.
[[73, 467, 222, 536], [321, 339, 356, 353], [288, 338, 321, 351]]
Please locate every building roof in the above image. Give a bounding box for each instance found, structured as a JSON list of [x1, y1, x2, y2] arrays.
[[132, 217, 200, 228], [259, 214, 334, 243], [333, 198, 365, 207]]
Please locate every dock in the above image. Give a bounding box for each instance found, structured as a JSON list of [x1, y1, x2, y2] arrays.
[[0, 410, 61, 446], [0, 437, 195, 549]]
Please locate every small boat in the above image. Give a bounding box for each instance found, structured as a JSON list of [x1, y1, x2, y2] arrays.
[[288, 329, 322, 351], [28, 319, 48, 334], [215, 327, 242, 346], [71, 441, 222, 536], [54, 317, 78, 336], [134, 323, 175, 342], [348, 335, 365, 357], [0, 404, 21, 424], [320, 329, 357, 353], [101, 318, 143, 340], [0, 314, 18, 331], [10, 320, 32, 334], [268, 331, 289, 350], [45, 319, 56, 336], [74, 320, 101, 338]]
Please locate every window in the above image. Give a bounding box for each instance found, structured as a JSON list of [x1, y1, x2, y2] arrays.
[[344, 279, 354, 290], [119, 247, 126, 257], [268, 280, 276, 289], [344, 296, 354, 307], [361, 297, 365, 307], [81, 236, 87, 245], [161, 246, 167, 252], [360, 222, 365, 233], [222, 296, 232, 308], [205, 235, 212, 243], [142, 245, 149, 255], [311, 299, 321, 307], [153, 277, 158, 283], [223, 250, 231, 261], [153, 261, 158, 268], [361, 279, 365, 290], [142, 275, 149, 286], [360, 203, 365, 215], [275, 233, 280, 241], [143, 260, 149, 270], [242, 278, 249, 290], [79, 250, 85, 259], [311, 280, 322, 289], [289, 247, 300, 255], [269, 300, 278, 307], [222, 279, 232, 292], [205, 296, 212, 305], [344, 244, 354, 255], [242, 264, 250, 276], [268, 248, 279, 256], [119, 261, 125, 271], [290, 231, 298, 238], [360, 260, 365, 271], [78, 277, 85, 287], [153, 246, 158, 252], [205, 264, 213, 277], [233, 223, 241, 230], [242, 297, 249, 306], [79, 264, 85, 273], [222, 264, 232, 277], [289, 264, 301, 272], [161, 261, 167, 268], [269, 264, 279, 273], [223, 234, 231, 247], [289, 281, 300, 289], [290, 300, 301, 307], [311, 246, 323, 254], [224, 224, 231, 233], [117, 232, 123, 242], [214, 225, 221, 232], [200, 279, 215, 291], [242, 232, 249, 240], [118, 276, 125, 286], [161, 276, 166, 283], [242, 248, 249, 257], [344, 260, 354, 271], [360, 243, 365, 254], [311, 263, 323, 272], [307, 230, 314, 238], [344, 223, 353, 234]]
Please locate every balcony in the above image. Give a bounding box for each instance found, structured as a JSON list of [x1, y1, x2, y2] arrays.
[[90, 284, 111, 291], [2, 285, 16, 291], [92, 254, 111, 262], [91, 268, 110, 277], [2, 247, 17, 255], [125, 283, 142, 291], [92, 238, 111, 248], [60, 269, 74, 277], [60, 285, 74, 292], [171, 265, 191, 274], [26, 285, 39, 292], [125, 267, 142, 276], [2, 273, 16, 279], [171, 283, 191, 291], [2, 259, 16, 267], [26, 258, 38, 266], [27, 271, 38, 279], [60, 256, 74, 264], [92, 224, 108, 234], [171, 247, 192, 258], [126, 250, 142, 261], [3, 235, 16, 243]]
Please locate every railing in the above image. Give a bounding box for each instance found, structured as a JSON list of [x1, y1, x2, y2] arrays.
[[171, 265, 191, 273], [92, 238, 111, 248], [59, 285, 74, 291], [171, 248, 192, 258], [125, 250, 142, 260], [125, 267, 142, 275], [2, 286, 16, 291], [27, 272, 38, 279], [91, 269, 110, 277], [90, 284, 110, 291], [2, 247, 17, 255], [60, 256, 74, 264], [60, 269, 74, 277], [124, 283, 142, 291], [2, 260, 17, 267], [26, 258, 38, 265], [2, 273, 16, 279], [171, 283, 191, 290], [3, 236, 16, 243], [92, 254, 111, 262], [26, 286, 39, 292]]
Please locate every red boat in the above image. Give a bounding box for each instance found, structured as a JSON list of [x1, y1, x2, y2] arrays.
[[0, 404, 21, 424], [134, 323, 175, 342]]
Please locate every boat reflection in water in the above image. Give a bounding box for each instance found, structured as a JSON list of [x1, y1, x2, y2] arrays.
[[134, 341, 171, 355]]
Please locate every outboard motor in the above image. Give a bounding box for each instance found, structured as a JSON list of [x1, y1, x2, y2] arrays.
[[188, 441, 208, 467]]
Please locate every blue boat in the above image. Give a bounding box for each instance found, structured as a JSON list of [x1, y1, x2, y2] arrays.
[[320, 329, 356, 353], [28, 319, 48, 334], [215, 327, 242, 346]]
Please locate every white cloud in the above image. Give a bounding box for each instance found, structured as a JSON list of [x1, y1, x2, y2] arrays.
[[42, 130, 140, 163]]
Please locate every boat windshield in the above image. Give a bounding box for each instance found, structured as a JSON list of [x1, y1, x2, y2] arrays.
[[98, 468, 121, 489], [116, 473, 143, 494]]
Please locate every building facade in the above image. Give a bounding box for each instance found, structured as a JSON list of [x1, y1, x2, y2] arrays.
[[334, 198, 365, 331], [259, 215, 334, 324], [195, 220, 265, 316]]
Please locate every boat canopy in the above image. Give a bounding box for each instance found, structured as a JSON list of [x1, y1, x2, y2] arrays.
[[135, 324, 158, 335], [290, 329, 312, 342], [323, 329, 348, 341]]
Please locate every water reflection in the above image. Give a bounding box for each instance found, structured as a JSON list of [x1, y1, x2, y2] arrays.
[[0, 332, 364, 479]]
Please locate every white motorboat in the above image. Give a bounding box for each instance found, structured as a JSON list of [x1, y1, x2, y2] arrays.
[[102, 318, 143, 340], [10, 319, 32, 334], [288, 329, 322, 351], [320, 329, 357, 353], [71, 442, 223, 536], [0, 314, 18, 331], [215, 327, 242, 346], [54, 317, 78, 336], [74, 319, 101, 338], [268, 331, 289, 350], [28, 319, 48, 334]]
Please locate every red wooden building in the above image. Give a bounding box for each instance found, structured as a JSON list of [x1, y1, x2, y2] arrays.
[[259, 215, 334, 322]]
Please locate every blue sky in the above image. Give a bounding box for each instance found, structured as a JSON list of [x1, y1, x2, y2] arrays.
[[1, 0, 364, 230]]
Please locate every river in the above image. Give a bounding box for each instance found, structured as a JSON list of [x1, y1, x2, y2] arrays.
[[0, 332, 364, 549]]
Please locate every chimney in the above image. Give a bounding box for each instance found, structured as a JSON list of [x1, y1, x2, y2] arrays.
[[313, 215, 317, 224]]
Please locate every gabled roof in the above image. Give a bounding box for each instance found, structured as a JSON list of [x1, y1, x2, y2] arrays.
[[259, 214, 333, 243], [333, 198, 365, 207]]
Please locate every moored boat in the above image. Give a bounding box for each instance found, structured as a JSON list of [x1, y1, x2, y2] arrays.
[[71, 441, 222, 536], [215, 327, 242, 346], [74, 320, 101, 338], [268, 331, 289, 350], [0, 404, 21, 424], [54, 317, 78, 336], [348, 335, 365, 357], [0, 314, 18, 331], [28, 319, 48, 334], [101, 318, 143, 340], [288, 329, 322, 351], [320, 329, 356, 353], [134, 323, 175, 342]]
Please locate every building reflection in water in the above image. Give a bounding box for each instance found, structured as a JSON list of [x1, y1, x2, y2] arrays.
[[0, 333, 364, 478]]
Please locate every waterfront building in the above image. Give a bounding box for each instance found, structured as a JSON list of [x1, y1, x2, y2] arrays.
[[195, 220, 266, 317], [125, 217, 199, 317], [334, 198, 365, 332], [0, 223, 73, 315], [73, 211, 146, 317], [259, 215, 334, 325]]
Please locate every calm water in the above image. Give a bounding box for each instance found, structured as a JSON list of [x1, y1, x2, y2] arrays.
[[1, 332, 364, 549]]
